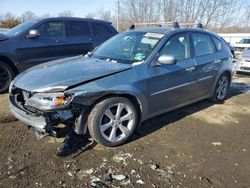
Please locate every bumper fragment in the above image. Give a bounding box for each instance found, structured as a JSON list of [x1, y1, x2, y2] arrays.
[[9, 98, 46, 131]]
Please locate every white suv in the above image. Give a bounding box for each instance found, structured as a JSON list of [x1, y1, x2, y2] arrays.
[[233, 38, 250, 59], [237, 47, 250, 73]]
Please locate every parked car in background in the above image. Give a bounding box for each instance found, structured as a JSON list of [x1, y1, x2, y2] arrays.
[[9, 25, 233, 152], [0, 17, 118, 93], [236, 47, 250, 73], [220, 37, 235, 58], [233, 38, 250, 59]]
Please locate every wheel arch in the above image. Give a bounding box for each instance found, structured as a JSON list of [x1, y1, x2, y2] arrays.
[[90, 93, 143, 123], [223, 70, 232, 83], [0, 55, 19, 76]]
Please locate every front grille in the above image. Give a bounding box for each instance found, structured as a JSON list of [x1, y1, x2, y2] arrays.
[[240, 67, 250, 71], [235, 47, 244, 52], [11, 87, 38, 114]]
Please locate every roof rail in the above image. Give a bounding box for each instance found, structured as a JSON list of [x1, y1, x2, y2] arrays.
[[173, 22, 180, 28], [197, 23, 203, 29], [129, 22, 204, 30], [129, 24, 135, 30]]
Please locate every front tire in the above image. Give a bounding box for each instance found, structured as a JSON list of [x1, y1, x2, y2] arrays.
[[0, 61, 15, 93], [211, 73, 230, 103], [87, 97, 138, 147]]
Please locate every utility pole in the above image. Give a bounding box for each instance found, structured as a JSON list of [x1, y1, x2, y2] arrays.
[[116, 0, 120, 31]]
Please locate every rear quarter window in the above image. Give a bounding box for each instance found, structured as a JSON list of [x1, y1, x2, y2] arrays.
[[90, 22, 113, 37], [212, 37, 222, 51], [69, 21, 91, 37]]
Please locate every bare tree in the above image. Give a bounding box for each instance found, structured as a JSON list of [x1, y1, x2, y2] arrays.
[[20, 11, 36, 22], [85, 8, 114, 23], [40, 13, 51, 18], [160, 0, 178, 22], [120, 0, 160, 23], [85, 0, 249, 32], [0, 12, 21, 28], [85, 12, 95, 19], [58, 10, 74, 17]]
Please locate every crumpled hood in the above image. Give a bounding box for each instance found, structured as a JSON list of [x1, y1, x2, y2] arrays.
[[13, 56, 132, 92]]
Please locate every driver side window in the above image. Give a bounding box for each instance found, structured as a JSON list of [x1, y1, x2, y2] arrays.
[[159, 33, 190, 61], [37, 21, 65, 38]]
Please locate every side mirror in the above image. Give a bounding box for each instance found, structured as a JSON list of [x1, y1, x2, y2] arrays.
[[157, 55, 177, 65], [27, 29, 40, 39]]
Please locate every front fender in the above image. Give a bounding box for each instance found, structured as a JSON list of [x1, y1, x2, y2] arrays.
[[70, 84, 149, 122]]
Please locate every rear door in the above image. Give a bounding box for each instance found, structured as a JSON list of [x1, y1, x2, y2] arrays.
[[64, 21, 93, 55], [89, 22, 116, 48], [147, 32, 197, 114], [191, 32, 218, 98], [18, 21, 67, 69]]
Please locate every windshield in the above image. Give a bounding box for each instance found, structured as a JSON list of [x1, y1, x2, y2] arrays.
[[239, 39, 250, 44], [5, 20, 38, 37], [92, 31, 164, 64]]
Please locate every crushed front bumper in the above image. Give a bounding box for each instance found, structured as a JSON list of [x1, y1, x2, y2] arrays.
[[9, 97, 46, 131]]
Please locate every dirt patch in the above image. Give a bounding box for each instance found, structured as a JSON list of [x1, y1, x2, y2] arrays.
[[0, 94, 17, 124], [0, 75, 249, 187]]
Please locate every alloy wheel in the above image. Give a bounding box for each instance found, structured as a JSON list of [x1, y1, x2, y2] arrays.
[[216, 75, 229, 100], [99, 103, 135, 143]]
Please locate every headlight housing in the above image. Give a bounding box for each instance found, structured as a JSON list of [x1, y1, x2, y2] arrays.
[[24, 92, 73, 111]]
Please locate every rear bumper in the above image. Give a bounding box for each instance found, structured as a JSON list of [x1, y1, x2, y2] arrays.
[[9, 97, 46, 131]]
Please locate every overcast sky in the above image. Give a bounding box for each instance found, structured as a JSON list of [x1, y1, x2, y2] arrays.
[[0, 0, 116, 17]]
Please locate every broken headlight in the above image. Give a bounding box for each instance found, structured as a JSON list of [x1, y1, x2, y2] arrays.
[[9, 80, 14, 93], [24, 92, 73, 111]]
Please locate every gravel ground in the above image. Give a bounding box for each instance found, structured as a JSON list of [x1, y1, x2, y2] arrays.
[[0, 74, 249, 188]]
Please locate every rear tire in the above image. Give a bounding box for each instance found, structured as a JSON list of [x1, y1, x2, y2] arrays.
[[0, 61, 15, 93], [87, 97, 138, 147], [211, 73, 230, 103]]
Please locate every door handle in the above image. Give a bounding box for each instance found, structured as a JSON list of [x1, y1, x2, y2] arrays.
[[185, 67, 195, 72], [214, 59, 222, 64]]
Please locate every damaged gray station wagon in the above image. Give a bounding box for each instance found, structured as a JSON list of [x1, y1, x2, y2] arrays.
[[9, 23, 233, 147]]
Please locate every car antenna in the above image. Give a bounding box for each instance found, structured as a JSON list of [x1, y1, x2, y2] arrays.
[[173, 22, 180, 29]]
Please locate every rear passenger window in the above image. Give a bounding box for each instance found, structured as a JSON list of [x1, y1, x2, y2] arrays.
[[212, 37, 222, 51], [90, 23, 113, 37], [69, 21, 91, 36], [192, 33, 215, 56], [159, 33, 190, 60]]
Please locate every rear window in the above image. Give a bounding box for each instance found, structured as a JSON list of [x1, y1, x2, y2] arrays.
[[192, 33, 216, 56], [90, 22, 113, 37], [212, 37, 222, 51], [69, 21, 91, 36]]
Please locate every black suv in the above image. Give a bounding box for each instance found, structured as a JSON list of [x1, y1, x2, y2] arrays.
[[0, 17, 118, 93]]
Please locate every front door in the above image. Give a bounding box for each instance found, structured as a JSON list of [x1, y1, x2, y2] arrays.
[[147, 32, 197, 115], [18, 21, 67, 70]]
